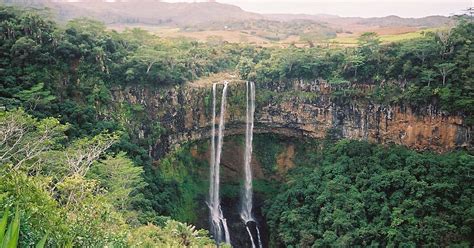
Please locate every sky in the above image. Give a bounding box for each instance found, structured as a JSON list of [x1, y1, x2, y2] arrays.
[[163, 0, 472, 18]]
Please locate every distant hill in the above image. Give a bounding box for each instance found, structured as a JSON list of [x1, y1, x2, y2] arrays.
[[265, 13, 454, 29], [3, 0, 263, 26], [3, 0, 453, 28], [2, 0, 456, 46], [356, 15, 454, 27]]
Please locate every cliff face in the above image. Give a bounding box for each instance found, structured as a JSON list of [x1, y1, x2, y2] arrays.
[[110, 79, 472, 158]]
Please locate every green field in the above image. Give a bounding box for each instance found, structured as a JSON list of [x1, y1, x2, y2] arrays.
[[328, 28, 440, 45]]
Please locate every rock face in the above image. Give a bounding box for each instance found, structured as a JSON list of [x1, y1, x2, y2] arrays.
[[110, 80, 472, 158]]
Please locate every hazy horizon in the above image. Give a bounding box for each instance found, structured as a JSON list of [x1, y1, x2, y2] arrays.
[[163, 0, 472, 18]]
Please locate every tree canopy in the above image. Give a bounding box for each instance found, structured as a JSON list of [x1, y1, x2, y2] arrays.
[[265, 140, 474, 247]]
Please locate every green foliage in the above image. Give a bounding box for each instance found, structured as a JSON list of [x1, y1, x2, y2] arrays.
[[0, 210, 8, 243], [253, 134, 284, 176], [265, 140, 474, 247], [1, 7, 472, 123], [0, 170, 67, 246], [236, 56, 256, 80], [156, 146, 209, 223], [0, 110, 212, 247], [227, 86, 246, 114], [0, 108, 68, 170], [34, 234, 47, 248], [0, 208, 20, 248], [127, 220, 214, 247], [0, 6, 472, 247], [13, 83, 56, 111], [249, 20, 473, 118], [88, 152, 147, 212]]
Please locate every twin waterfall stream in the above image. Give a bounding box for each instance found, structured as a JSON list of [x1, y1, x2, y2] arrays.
[[209, 81, 262, 247]]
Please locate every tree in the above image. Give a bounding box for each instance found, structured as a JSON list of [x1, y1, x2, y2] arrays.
[[0, 109, 208, 247], [0, 109, 67, 170], [404, 37, 438, 66], [420, 68, 437, 86], [130, 46, 169, 74], [265, 140, 474, 247], [127, 220, 215, 247], [10, 37, 39, 65], [63, 132, 119, 177], [358, 32, 380, 53], [14, 83, 56, 111], [88, 152, 147, 211], [436, 28, 453, 59], [345, 53, 365, 78], [236, 56, 255, 80], [435, 62, 456, 85]]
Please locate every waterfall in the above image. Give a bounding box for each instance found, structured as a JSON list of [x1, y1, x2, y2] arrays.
[[245, 225, 256, 248], [209, 81, 231, 245], [256, 225, 263, 248], [241, 81, 262, 248], [241, 81, 256, 223]]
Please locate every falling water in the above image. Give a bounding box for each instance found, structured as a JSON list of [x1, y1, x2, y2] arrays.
[[241, 81, 255, 223], [209, 82, 231, 245], [240, 81, 262, 248], [256, 225, 263, 248], [246, 225, 256, 248]]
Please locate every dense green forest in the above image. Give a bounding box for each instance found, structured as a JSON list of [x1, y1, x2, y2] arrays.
[[238, 23, 473, 121], [0, 110, 217, 246], [265, 140, 473, 247], [0, 5, 473, 247]]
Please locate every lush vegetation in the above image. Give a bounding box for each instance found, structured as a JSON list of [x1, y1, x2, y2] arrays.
[[0, 109, 215, 247], [0, 7, 232, 246], [265, 139, 474, 247], [0, 5, 472, 247], [0, 6, 251, 125], [238, 20, 473, 122], [2, 6, 472, 126], [187, 19, 337, 42]]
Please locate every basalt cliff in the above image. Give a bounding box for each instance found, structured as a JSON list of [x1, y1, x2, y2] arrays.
[[110, 78, 472, 159]]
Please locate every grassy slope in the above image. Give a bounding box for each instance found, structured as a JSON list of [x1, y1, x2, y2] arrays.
[[328, 28, 440, 45], [109, 24, 442, 48]]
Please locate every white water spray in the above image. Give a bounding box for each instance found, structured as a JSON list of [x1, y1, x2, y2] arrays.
[[209, 82, 231, 245], [256, 225, 263, 248], [241, 81, 256, 223], [241, 81, 262, 248], [246, 225, 256, 248]]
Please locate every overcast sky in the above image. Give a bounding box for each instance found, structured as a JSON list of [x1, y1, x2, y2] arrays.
[[163, 0, 472, 17]]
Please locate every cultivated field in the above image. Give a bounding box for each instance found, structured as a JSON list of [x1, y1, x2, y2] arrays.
[[109, 24, 443, 48]]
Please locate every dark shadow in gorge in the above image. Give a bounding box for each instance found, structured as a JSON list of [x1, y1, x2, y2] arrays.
[[178, 134, 298, 247], [191, 172, 270, 246], [220, 193, 269, 248]]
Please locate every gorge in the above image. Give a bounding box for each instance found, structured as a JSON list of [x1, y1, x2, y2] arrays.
[[110, 76, 472, 247], [1, 6, 473, 247]]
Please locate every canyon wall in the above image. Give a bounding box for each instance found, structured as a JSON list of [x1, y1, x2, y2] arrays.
[[110, 79, 472, 158]]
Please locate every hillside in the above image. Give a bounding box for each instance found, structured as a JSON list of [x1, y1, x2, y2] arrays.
[[10, 0, 263, 25], [266, 13, 453, 27], [3, 0, 456, 47], [266, 13, 454, 35], [5, 0, 453, 29]]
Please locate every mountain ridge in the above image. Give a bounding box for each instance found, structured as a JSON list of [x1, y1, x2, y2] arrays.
[[3, 0, 453, 28]]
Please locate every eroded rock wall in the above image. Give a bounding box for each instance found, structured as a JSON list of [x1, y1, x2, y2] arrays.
[[110, 80, 472, 158]]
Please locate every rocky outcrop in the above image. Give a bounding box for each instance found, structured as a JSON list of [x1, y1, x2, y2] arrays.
[[110, 79, 472, 158]]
